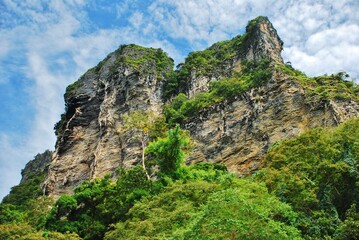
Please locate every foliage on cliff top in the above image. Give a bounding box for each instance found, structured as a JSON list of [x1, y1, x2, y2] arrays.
[[162, 34, 244, 99], [64, 44, 173, 98], [110, 44, 174, 78], [163, 16, 276, 99], [277, 63, 359, 101]]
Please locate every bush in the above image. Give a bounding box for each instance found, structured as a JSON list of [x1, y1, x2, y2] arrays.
[[258, 118, 359, 238]]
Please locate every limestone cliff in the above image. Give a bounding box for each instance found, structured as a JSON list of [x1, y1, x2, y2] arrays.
[[2, 150, 52, 205], [185, 71, 359, 175], [43, 16, 359, 197], [43, 45, 173, 196], [21, 150, 52, 183]]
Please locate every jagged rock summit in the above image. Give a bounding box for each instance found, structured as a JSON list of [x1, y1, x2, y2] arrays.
[[42, 16, 359, 197]]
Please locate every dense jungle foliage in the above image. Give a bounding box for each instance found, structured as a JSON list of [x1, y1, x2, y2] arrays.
[[1, 118, 358, 239]]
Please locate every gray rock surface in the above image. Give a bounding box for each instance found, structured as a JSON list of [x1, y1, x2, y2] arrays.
[[43, 17, 359, 198], [43, 46, 173, 196]]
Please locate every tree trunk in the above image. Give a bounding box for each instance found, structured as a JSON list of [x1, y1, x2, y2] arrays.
[[141, 139, 150, 180]]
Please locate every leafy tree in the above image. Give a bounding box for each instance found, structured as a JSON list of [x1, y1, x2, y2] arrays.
[[146, 125, 190, 178], [0, 223, 81, 240], [185, 183, 301, 240], [45, 166, 152, 240], [258, 118, 359, 238], [334, 204, 359, 240], [104, 181, 223, 240], [105, 178, 301, 240], [119, 110, 167, 179], [0, 204, 26, 224]]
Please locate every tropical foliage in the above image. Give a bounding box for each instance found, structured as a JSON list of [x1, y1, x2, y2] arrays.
[[164, 58, 272, 125], [257, 117, 359, 239], [1, 118, 359, 239]]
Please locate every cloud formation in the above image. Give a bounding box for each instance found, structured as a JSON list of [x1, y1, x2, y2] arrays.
[[0, 0, 358, 199]]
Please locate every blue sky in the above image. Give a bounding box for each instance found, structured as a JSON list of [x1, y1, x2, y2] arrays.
[[0, 0, 358, 200]]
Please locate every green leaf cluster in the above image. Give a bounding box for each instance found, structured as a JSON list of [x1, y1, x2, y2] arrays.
[[105, 176, 301, 240], [44, 166, 151, 240], [146, 125, 190, 178], [110, 44, 174, 79], [0, 223, 81, 240], [258, 117, 359, 239], [164, 58, 272, 125], [276, 64, 359, 101]]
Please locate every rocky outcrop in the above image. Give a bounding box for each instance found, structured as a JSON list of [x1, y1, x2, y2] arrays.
[[21, 150, 52, 183], [184, 71, 359, 175], [42, 16, 359, 198], [240, 16, 283, 64], [185, 16, 283, 98], [43, 45, 173, 196]]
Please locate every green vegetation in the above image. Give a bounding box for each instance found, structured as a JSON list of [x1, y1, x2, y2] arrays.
[[110, 44, 174, 79], [65, 79, 83, 96], [1, 117, 359, 239], [163, 16, 271, 99], [43, 125, 190, 239], [162, 35, 244, 99], [334, 204, 359, 239], [164, 58, 272, 125], [119, 110, 167, 179], [64, 44, 173, 98], [277, 63, 359, 101], [2, 173, 45, 208], [105, 178, 300, 240], [146, 125, 190, 179], [44, 167, 151, 239], [1, 150, 52, 221], [257, 117, 359, 239], [0, 223, 81, 240]]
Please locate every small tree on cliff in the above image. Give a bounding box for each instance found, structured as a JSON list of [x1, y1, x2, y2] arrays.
[[146, 125, 190, 179], [119, 110, 167, 180]]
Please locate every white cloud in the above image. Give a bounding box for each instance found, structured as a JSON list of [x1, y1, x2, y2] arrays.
[[0, 1, 122, 199], [147, 0, 359, 79], [129, 11, 143, 28]]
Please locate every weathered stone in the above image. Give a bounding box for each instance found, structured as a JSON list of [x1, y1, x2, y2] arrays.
[[43, 46, 173, 197], [21, 150, 52, 183], [42, 17, 359, 198], [184, 71, 359, 175]]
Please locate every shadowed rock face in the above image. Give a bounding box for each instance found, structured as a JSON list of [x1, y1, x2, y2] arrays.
[[42, 17, 359, 197], [43, 46, 173, 197], [21, 150, 52, 184]]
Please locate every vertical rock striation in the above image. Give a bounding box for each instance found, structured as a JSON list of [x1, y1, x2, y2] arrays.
[[42, 16, 359, 197], [43, 45, 173, 197], [184, 71, 359, 175]]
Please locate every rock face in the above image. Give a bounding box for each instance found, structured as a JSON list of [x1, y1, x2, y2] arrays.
[[185, 16, 283, 98], [184, 72, 359, 175], [43, 45, 173, 196], [21, 150, 52, 183], [241, 16, 283, 64], [43, 16, 359, 197]]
